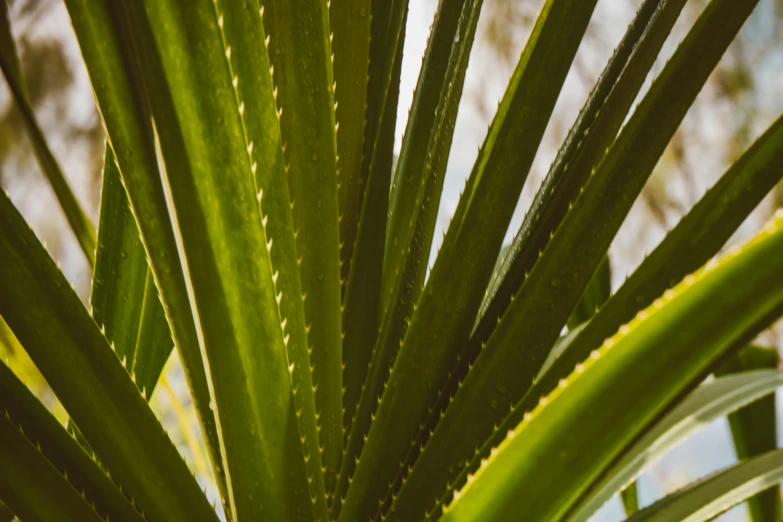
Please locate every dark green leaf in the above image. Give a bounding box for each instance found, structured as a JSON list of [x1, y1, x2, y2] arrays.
[[339, 0, 478, 508], [519, 110, 783, 456], [0, 189, 217, 521], [440, 213, 783, 522], [331, 0, 372, 285], [340, 1, 599, 520], [567, 368, 783, 521], [63, 0, 225, 499], [341, 8, 406, 443], [390, 3, 761, 518], [0, 362, 144, 522], [568, 254, 611, 330], [262, 1, 344, 494], [217, 0, 330, 513], [129, 0, 322, 518], [92, 144, 171, 398], [0, 411, 105, 522], [621, 482, 640, 517], [717, 345, 782, 522], [429, 0, 684, 459], [626, 449, 783, 522]]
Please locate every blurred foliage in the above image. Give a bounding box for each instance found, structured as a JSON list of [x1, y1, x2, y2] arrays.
[[1, 0, 69, 173], [0, 0, 103, 192], [477, 0, 783, 218]]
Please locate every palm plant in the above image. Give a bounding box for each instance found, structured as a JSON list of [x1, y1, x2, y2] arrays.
[[2, 0, 783, 520]]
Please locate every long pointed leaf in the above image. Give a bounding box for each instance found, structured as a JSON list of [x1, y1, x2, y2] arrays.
[[92, 144, 171, 398], [390, 4, 761, 518], [717, 346, 782, 522], [518, 110, 783, 447], [331, 0, 372, 284], [0, 411, 105, 522], [63, 1, 225, 499], [440, 212, 783, 522], [340, 0, 476, 499], [567, 369, 783, 521], [339, 2, 598, 520], [373, 1, 488, 512], [476, 0, 683, 331], [341, 11, 406, 441], [567, 254, 611, 330], [417, 0, 682, 469], [380, 0, 477, 313], [627, 449, 783, 522], [621, 483, 640, 518], [216, 0, 329, 513], [0, 0, 95, 265], [129, 1, 319, 519], [261, 2, 343, 494], [0, 362, 144, 522], [0, 189, 217, 521]]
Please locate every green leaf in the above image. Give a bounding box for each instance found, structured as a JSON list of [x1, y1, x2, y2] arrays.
[[518, 109, 783, 451], [566, 369, 783, 521], [0, 411, 105, 522], [626, 449, 783, 522], [476, 0, 683, 339], [341, 8, 406, 442], [535, 322, 587, 384], [331, 0, 372, 285], [261, 0, 344, 495], [439, 212, 783, 522], [363, 0, 406, 166], [339, 1, 599, 520], [216, 0, 329, 513], [567, 254, 611, 330], [92, 144, 171, 398], [389, 3, 762, 518], [433, 0, 685, 454], [128, 0, 321, 519], [717, 345, 782, 522], [339, 0, 478, 506], [0, 0, 95, 266], [380, 0, 478, 314], [0, 362, 145, 522], [0, 190, 217, 521], [128, 270, 173, 399], [621, 482, 640, 517], [63, 0, 225, 499]]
